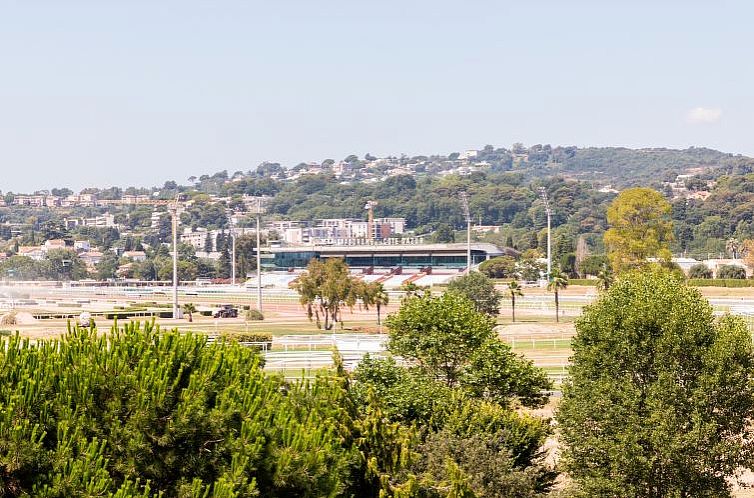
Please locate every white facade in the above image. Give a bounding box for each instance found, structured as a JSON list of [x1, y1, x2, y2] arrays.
[[181, 229, 211, 251], [270, 217, 407, 245], [122, 251, 147, 262], [151, 211, 166, 228], [181, 227, 261, 252], [74, 240, 91, 251]]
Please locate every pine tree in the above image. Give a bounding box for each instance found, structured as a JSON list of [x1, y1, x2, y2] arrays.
[[217, 244, 231, 279]]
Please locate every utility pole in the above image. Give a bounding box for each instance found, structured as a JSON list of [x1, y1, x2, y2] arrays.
[[169, 196, 180, 319], [539, 187, 552, 281], [254, 198, 263, 313], [460, 192, 472, 273]]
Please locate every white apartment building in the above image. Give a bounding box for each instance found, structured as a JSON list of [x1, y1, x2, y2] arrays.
[[13, 195, 49, 207], [151, 211, 167, 228], [181, 228, 212, 251], [64, 214, 116, 229], [74, 240, 91, 251], [273, 217, 407, 245], [61, 193, 97, 207], [121, 194, 151, 205], [181, 227, 261, 253]]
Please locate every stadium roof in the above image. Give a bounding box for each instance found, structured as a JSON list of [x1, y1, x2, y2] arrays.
[[269, 243, 504, 255]]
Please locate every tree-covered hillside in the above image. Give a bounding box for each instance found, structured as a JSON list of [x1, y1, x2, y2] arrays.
[[554, 146, 754, 187], [3, 144, 754, 277]]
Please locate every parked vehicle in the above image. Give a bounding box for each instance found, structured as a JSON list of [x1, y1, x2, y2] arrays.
[[214, 305, 238, 318], [78, 312, 95, 328]]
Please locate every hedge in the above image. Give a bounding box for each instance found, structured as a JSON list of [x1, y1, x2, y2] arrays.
[[567, 279, 599, 286], [688, 278, 754, 288], [220, 331, 273, 350]]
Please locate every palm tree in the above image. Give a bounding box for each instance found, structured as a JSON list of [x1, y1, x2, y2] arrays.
[[400, 281, 429, 300], [507, 280, 524, 323], [372, 283, 389, 326], [182, 302, 197, 322], [726, 237, 741, 259], [547, 269, 569, 323]]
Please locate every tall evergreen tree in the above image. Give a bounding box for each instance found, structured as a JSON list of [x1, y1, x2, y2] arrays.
[[217, 244, 231, 279]]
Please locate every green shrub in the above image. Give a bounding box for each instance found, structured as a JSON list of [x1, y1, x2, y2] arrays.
[[245, 309, 264, 321], [220, 331, 273, 350], [688, 263, 713, 279], [567, 279, 599, 286], [688, 278, 754, 287], [716, 264, 747, 279], [479, 256, 517, 279], [104, 309, 152, 320]]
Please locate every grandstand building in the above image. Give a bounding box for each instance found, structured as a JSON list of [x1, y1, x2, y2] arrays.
[[268, 242, 504, 270]]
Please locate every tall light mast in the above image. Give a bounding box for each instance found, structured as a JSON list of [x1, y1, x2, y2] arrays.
[[169, 195, 180, 319], [539, 187, 552, 281], [231, 230, 237, 285], [460, 192, 471, 273], [253, 198, 264, 312]]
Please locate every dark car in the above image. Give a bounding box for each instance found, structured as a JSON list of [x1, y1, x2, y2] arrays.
[[214, 305, 238, 318]]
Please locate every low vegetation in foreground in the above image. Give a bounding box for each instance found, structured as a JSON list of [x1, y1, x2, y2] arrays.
[[2, 269, 754, 497], [0, 294, 553, 497]]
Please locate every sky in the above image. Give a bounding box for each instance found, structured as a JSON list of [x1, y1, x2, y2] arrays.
[[0, 0, 752, 192]]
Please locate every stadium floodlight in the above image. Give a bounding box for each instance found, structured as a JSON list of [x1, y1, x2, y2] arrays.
[[169, 195, 180, 318], [250, 198, 265, 312], [460, 192, 471, 273], [538, 187, 552, 281]]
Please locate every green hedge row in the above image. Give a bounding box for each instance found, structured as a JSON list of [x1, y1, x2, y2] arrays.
[[567, 279, 599, 286], [220, 331, 273, 350], [572, 278, 754, 288], [494, 278, 754, 288], [104, 310, 174, 320], [687, 278, 754, 287]]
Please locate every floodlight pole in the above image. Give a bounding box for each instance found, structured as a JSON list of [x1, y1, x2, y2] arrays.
[[460, 192, 472, 273], [467, 218, 471, 272], [170, 197, 179, 318], [256, 198, 263, 313], [547, 210, 551, 279], [539, 187, 552, 281]]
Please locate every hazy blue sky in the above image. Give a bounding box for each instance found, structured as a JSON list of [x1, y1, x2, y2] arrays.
[[0, 1, 751, 192]]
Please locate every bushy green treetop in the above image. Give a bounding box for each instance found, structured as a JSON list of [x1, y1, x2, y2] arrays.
[[558, 270, 754, 497]]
